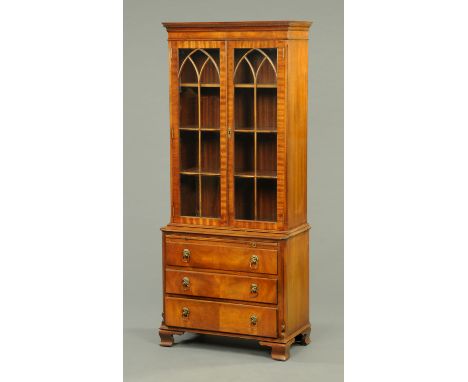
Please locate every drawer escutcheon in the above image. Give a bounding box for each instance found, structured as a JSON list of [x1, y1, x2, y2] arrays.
[[250, 283, 258, 294], [182, 276, 190, 289], [250, 314, 257, 326], [250, 255, 259, 269], [182, 248, 191, 262]]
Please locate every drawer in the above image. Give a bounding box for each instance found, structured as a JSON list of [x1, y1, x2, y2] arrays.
[[165, 269, 277, 304], [165, 237, 277, 275], [165, 296, 277, 338]]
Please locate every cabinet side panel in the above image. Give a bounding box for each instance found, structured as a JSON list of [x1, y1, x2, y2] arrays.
[[284, 230, 309, 335], [285, 40, 308, 228]]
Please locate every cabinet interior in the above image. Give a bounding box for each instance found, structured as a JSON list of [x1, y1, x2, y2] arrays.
[[177, 47, 278, 222]]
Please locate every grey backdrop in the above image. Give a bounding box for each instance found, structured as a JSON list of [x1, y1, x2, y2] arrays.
[[124, 0, 343, 380]]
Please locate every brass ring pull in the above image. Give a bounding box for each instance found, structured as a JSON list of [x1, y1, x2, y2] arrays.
[[182, 307, 190, 318], [250, 283, 258, 294], [249, 255, 259, 269], [182, 277, 190, 289], [182, 248, 191, 262], [250, 314, 257, 326]]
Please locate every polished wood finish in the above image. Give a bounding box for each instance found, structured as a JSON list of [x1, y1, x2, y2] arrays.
[[165, 235, 278, 274], [285, 40, 309, 228], [166, 268, 278, 304], [165, 296, 278, 338], [259, 338, 294, 361], [283, 230, 310, 336], [162, 221, 310, 240], [162, 21, 312, 41], [159, 328, 184, 347], [160, 321, 309, 343], [163, 21, 312, 29], [295, 326, 311, 345], [160, 21, 311, 361]]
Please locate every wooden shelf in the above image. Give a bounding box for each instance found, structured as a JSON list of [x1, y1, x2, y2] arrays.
[[235, 170, 277, 179], [234, 128, 254, 133], [180, 167, 220, 176], [180, 127, 220, 131], [235, 129, 277, 133], [257, 129, 277, 133], [180, 83, 220, 88], [180, 167, 199, 175], [257, 84, 277, 88], [234, 83, 277, 88]]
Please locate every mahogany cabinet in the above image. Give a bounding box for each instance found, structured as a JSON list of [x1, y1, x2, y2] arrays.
[[159, 21, 312, 361]]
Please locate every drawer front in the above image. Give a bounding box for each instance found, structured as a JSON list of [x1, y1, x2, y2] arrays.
[[165, 269, 277, 304], [165, 296, 278, 338], [165, 238, 278, 275]]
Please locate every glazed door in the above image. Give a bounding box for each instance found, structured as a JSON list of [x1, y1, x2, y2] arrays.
[[227, 41, 286, 230], [169, 41, 228, 226]]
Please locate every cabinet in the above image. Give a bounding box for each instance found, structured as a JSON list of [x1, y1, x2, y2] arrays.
[[160, 21, 311, 361]]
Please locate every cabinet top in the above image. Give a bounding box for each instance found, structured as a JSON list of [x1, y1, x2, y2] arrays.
[[162, 21, 312, 41]]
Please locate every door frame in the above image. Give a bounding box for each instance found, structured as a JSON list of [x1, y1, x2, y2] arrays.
[[227, 40, 287, 231], [169, 40, 228, 227]]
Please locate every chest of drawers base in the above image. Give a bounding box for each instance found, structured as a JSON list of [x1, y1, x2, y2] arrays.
[[159, 225, 310, 361]]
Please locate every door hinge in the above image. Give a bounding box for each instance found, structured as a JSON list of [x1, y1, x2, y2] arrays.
[[171, 204, 175, 216], [171, 129, 174, 139], [228, 128, 231, 139], [170, 47, 172, 59], [282, 48, 285, 59]]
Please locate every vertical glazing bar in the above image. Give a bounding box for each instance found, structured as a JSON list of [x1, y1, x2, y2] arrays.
[[198, 76, 202, 217], [225, 42, 228, 222], [254, 66, 257, 221]]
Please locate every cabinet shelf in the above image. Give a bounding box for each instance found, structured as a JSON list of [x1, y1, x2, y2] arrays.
[[234, 83, 277, 88], [180, 83, 220, 88], [180, 167, 220, 177], [179, 127, 220, 131], [235, 129, 277, 133], [257, 129, 277, 133], [234, 170, 277, 179]]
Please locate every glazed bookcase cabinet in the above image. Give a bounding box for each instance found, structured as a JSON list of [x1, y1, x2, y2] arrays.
[[160, 21, 312, 361]]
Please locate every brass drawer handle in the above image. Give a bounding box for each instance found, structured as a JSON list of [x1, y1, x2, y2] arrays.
[[250, 283, 258, 294], [182, 307, 190, 318], [182, 248, 191, 262], [249, 255, 259, 269], [182, 276, 190, 289], [250, 314, 257, 326]]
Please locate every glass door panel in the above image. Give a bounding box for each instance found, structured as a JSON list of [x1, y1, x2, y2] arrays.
[[180, 174, 198, 216], [201, 131, 220, 173], [234, 178, 255, 220], [178, 48, 221, 218], [201, 176, 220, 218], [200, 88, 220, 129], [234, 88, 254, 131], [234, 132, 254, 176], [179, 130, 198, 172], [233, 48, 278, 222], [257, 88, 277, 130], [179, 87, 198, 129]]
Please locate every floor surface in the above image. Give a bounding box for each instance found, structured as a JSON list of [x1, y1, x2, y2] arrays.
[[124, 321, 343, 382]]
